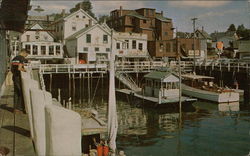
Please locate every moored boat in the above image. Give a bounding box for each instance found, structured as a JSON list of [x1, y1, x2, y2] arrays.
[[182, 74, 239, 103]]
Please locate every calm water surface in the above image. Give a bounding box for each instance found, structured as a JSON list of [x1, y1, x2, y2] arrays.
[[47, 75, 250, 156]]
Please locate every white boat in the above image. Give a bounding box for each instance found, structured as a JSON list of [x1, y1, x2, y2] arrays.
[[182, 74, 239, 103]]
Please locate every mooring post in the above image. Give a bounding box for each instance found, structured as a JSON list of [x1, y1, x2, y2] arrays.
[[69, 73, 71, 100], [87, 72, 90, 104], [101, 73, 104, 104], [72, 74, 75, 107], [58, 88, 61, 103], [244, 68, 250, 104], [50, 73, 52, 92], [79, 73, 82, 105]]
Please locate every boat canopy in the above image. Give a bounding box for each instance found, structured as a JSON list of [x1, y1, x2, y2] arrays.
[[182, 74, 214, 80]]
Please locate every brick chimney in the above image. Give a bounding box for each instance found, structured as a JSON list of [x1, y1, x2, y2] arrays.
[[120, 6, 123, 17]]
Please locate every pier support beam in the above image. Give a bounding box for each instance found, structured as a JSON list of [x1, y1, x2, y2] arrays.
[[244, 71, 250, 104]]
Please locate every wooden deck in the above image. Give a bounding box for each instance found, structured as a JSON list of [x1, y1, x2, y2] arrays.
[[0, 79, 35, 155]]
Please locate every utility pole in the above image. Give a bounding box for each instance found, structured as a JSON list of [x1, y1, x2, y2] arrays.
[[191, 17, 198, 72]]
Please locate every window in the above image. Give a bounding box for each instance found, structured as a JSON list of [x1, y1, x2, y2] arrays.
[[44, 36, 48, 41], [116, 43, 120, 49], [83, 47, 88, 51], [173, 43, 177, 52], [76, 15, 79, 18], [25, 44, 30, 54], [181, 44, 186, 50], [95, 47, 99, 52], [26, 35, 30, 42], [125, 40, 129, 48], [56, 46, 60, 55], [106, 48, 110, 52], [85, 24, 89, 28], [132, 40, 136, 49], [35, 31, 39, 40], [61, 26, 63, 31], [49, 46, 54, 55], [139, 43, 143, 50], [166, 43, 171, 52], [83, 16, 85, 18], [143, 20, 147, 24], [86, 34, 91, 43], [41, 46, 46, 55], [72, 22, 76, 31], [160, 43, 164, 52], [122, 43, 126, 49], [33, 45, 38, 55], [103, 35, 108, 43]]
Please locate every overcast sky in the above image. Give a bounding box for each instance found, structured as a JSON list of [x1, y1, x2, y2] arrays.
[[29, 0, 250, 34]]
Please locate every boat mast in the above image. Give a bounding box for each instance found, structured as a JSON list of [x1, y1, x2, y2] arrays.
[[108, 29, 118, 155], [176, 28, 182, 122]]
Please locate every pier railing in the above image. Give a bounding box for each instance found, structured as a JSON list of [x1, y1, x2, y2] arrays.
[[198, 59, 250, 72], [30, 64, 108, 74]]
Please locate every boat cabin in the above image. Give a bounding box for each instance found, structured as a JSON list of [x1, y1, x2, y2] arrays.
[[182, 74, 215, 88], [144, 71, 180, 99]]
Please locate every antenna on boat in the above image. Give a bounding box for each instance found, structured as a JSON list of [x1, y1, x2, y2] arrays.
[[108, 29, 118, 155]]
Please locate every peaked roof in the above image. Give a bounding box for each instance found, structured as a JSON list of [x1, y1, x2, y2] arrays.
[[144, 71, 178, 80], [126, 11, 148, 20], [53, 9, 97, 24], [195, 29, 212, 39], [65, 24, 111, 40], [155, 14, 172, 22], [23, 23, 55, 39]]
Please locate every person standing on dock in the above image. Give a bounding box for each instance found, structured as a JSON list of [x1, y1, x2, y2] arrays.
[[11, 49, 28, 113]]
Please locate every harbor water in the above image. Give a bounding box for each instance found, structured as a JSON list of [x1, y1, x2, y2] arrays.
[[45, 74, 250, 156]]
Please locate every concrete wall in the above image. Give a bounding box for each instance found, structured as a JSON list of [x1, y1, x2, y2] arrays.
[[45, 104, 82, 156]]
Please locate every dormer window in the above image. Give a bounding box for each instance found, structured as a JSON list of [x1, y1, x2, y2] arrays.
[[76, 15, 79, 18]]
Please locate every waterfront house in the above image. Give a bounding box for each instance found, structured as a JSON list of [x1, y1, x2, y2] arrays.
[[65, 24, 112, 64], [107, 7, 175, 59], [211, 31, 238, 49], [20, 23, 64, 63], [113, 32, 150, 62], [50, 9, 98, 43], [237, 37, 250, 59]]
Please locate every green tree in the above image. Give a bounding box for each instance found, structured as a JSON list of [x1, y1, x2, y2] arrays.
[[236, 24, 246, 37], [227, 24, 236, 32], [70, 0, 95, 18]]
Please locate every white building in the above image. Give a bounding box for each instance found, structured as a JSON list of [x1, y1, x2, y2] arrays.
[[65, 23, 150, 64], [20, 23, 63, 62], [50, 9, 98, 43], [113, 32, 149, 61], [65, 24, 112, 64]]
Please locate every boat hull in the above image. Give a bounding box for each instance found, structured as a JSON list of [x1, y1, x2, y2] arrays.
[[182, 84, 239, 103]]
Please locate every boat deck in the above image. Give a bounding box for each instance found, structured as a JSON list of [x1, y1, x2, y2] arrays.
[[0, 82, 35, 156], [116, 89, 196, 105]]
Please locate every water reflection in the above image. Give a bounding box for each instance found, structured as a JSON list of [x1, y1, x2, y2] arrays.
[[45, 76, 250, 156]]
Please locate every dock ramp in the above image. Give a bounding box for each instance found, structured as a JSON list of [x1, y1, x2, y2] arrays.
[[115, 72, 141, 92]]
